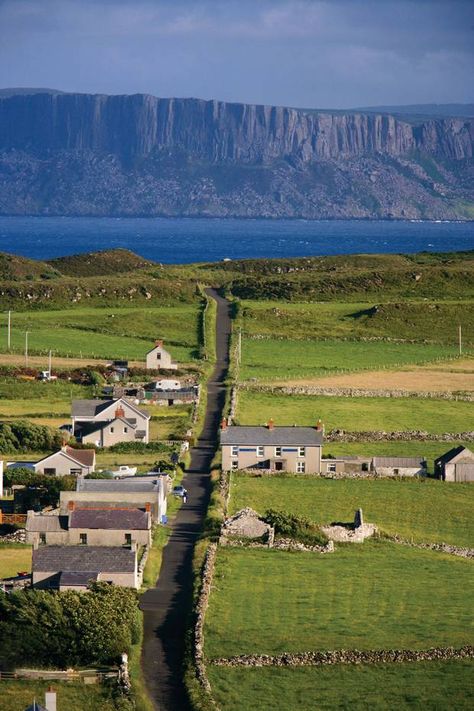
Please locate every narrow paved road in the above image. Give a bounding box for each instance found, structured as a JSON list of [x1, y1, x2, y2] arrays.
[[140, 288, 231, 711]]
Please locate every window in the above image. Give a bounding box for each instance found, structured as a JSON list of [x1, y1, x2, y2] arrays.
[[257, 446, 264, 457], [327, 462, 337, 473], [274, 446, 282, 457], [124, 427, 128, 433], [79, 533, 88, 545], [125, 533, 132, 546], [156, 353, 161, 360], [394, 468, 399, 475], [70, 468, 82, 476], [362, 462, 369, 472], [44, 468, 56, 475], [39, 533, 46, 545], [231, 460, 239, 471], [296, 461, 306, 473], [110, 427, 114, 433], [231, 446, 239, 456], [298, 446, 306, 457]]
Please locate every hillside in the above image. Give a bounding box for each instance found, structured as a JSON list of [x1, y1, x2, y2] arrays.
[[48, 248, 153, 276], [0, 92, 473, 220]]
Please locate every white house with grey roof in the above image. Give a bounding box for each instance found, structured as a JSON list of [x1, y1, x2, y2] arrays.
[[146, 340, 178, 371], [71, 397, 149, 446], [220, 419, 324, 473], [32, 545, 138, 590]]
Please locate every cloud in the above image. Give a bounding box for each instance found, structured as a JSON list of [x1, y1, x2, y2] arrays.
[[0, 0, 472, 107]]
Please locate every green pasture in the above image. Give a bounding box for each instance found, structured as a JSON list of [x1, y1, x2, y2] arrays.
[[0, 544, 32, 578], [0, 304, 201, 361], [229, 474, 474, 546], [236, 390, 472, 433], [204, 544, 473, 658], [0, 680, 118, 711], [239, 337, 460, 382], [208, 660, 474, 711], [240, 299, 474, 346]]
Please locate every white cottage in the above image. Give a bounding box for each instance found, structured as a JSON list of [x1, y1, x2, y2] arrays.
[[145, 340, 178, 371]]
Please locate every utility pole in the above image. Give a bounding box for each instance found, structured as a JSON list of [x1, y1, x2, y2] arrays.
[[25, 331, 29, 366], [237, 328, 242, 368], [458, 324, 462, 357], [7, 310, 11, 350], [48, 349, 52, 376]]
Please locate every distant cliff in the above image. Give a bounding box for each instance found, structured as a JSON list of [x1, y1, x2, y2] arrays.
[[0, 92, 473, 219]]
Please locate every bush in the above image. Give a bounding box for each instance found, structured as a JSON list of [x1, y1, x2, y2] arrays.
[[108, 441, 172, 454], [0, 583, 141, 668], [264, 509, 329, 547], [0, 420, 63, 453], [5, 469, 76, 510]]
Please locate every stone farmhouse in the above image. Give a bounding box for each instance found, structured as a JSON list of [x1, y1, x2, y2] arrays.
[[435, 446, 474, 482], [26, 504, 152, 548], [220, 419, 324, 473], [32, 545, 138, 590], [146, 340, 178, 371], [33, 445, 96, 477], [71, 397, 150, 446], [60, 474, 168, 523]]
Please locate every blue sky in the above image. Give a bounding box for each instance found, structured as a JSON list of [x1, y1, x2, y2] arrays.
[[0, 0, 473, 108]]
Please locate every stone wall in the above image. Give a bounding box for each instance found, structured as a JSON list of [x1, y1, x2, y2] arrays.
[[193, 543, 220, 709], [325, 429, 474, 443], [388, 535, 474, 559], [246, 384, 474, 402], [212, 645, 474, 668]]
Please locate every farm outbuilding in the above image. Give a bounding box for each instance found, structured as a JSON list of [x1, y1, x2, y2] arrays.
[[435, 446, 474, 482]]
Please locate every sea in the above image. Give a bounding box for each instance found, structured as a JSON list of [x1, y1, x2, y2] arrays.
[[0, 216, 473, 263]]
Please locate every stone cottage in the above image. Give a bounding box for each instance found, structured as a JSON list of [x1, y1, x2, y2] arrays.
[[220, 418, 324, 473], [145, 340, 178, 371], [71, 397, 150, 446], [34, 445, 96, 477], [371, 456, 427, 478]]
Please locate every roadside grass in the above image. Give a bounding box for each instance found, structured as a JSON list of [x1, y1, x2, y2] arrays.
[[0, 544, 32, 578], [228, 474, 474, 547], [141, 525, 171, 590], [239, 337, 460, 382], [240, 299, 474, 346], [208, 660, 474, 711], [204, 544, 473, 658], [2, 304, 201, 361], [0, 680, 118, 711], [128, 611, 155, 711], [236, 390, 473, 433]]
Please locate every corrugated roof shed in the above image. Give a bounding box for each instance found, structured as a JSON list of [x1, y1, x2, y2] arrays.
[[220, 426, 323, 446], [70, 508, 149, 530], [33, 546, 136, 572]]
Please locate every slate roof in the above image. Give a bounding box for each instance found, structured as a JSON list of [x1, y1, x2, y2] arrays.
[[77, 477, 162, 493], [33, 546, 136, 572], [373, 457, 426, 468], [220, 426, 324, 446], [59, 571, 99, 586], [25, 703, 48, 711], [70, 508, 150, 530], [71, 398, 149, 420], [26, 512, 69, 532]]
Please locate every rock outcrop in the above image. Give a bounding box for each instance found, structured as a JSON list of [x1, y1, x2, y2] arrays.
[[0, 92, 473, 218]]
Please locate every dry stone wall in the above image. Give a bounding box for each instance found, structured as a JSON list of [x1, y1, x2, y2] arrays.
[[249, 384, 474, 402], [193, 543, 220, 708]]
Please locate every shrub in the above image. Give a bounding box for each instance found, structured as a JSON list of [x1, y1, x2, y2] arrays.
[[264, 509, 329, 547], [108, 441, 172, 454], [0, 420, 63, 453], [0, 583, 141, 668]]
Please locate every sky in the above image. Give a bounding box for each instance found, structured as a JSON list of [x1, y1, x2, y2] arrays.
[[0, 0, 473, 109]]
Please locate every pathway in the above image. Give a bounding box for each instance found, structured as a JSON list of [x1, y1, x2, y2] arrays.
[[140, 288, 231, 710]]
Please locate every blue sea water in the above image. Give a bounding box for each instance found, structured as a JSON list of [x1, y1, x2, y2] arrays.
[[0, 216, 472, 263]]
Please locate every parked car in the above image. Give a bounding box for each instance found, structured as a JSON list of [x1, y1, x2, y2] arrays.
[[172, 485, 187, 499]]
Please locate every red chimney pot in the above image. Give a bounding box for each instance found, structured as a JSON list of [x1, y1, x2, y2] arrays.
[[221, 417, 228, 430], [267, 418, 274, 430]]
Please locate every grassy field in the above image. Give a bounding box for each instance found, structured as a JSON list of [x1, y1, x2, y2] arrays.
[[204, 544, 473, 658], [229, 474, 474, 546], [236, 390, 472, 433], [239, 337, 460, 382], [1, 304, 201, 361], [208, 660, 474, 711], [0, 544, 32, 578], [0, 680, 118, 711], [240, 299, 474, 346]]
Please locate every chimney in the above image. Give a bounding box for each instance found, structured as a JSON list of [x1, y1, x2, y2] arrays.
[[220, 417, 228, 430], [315, 419, 324, 431], [267, 418, 274, 430], [45, 687, 57, 711], [145, 502, 151, 512], [68, 500, 75, 512], [155, 339, 163, 348], [115, 405, 125, 419]]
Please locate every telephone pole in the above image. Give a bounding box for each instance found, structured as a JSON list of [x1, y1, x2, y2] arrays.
[[25, 331, 29, 366], [7, 310, 11, 350], [458, 324, 462, 356]]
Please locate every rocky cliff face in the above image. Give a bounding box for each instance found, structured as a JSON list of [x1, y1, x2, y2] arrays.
[[0, 92, 473, 219]]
